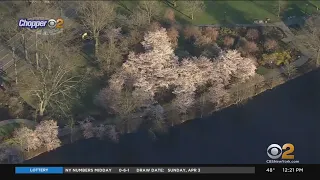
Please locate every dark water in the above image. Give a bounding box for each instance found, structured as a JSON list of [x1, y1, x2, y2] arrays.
[[25, 70, 320, 164]]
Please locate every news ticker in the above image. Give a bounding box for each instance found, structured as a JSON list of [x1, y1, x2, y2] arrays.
[[12, 165, 314, 174]]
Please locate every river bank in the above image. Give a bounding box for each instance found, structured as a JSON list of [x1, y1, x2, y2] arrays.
[[25, 68, 320, 164], [22, 59, 316, 162]]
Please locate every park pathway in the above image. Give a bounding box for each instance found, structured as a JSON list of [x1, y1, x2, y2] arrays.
[[199, 17, 313, 80], [0, 119, 36, 128]]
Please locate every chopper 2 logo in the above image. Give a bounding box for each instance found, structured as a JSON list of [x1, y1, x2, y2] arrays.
[[266, 143, 299, 163]]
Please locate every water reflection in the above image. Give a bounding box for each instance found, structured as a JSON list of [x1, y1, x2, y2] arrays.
[[25, 70, 320, 164]]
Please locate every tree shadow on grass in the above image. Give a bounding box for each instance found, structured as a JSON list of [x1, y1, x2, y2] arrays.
[[250, 0, 277, 17], [0, 107, 11, 120], [161, 0, 191, 20], [204, 1, 251, 24], [282, 3, 306, 18]]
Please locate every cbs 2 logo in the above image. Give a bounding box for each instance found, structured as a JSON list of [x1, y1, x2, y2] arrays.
[[267, 143, 294, 159], [47, 18, 64, 29]]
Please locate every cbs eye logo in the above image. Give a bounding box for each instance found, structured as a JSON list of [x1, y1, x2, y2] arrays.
[[47, 18, 64, 29], [267, 143, 295, 159]]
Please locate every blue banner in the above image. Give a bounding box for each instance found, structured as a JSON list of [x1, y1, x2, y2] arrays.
[[15, 167, 63, 174]]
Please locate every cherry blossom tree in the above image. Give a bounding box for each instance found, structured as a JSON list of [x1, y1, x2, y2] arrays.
[[224, 36, 235, 47], [95, 124, 107, 139], [98, 28, 257, 127], [121, 28, 179, 97], [13, 127, 41, 152], [147, 21, 162, 32], [34, 120, 61, 151], [246, 29, 260, 41], [183, 26, 202, 40], [105, 125, 119, 142], [245, 41, 259, 53], [138, 104, 167, 138], [264, 39, 278, 51], [207, 84, 230, 108], [217, 50, 257, 82], [164, 8, 175, 23], [79, 118, 95, 139], [172, 92, 195, 114], [79, 118, 119, 141], [202, 27, 219, 42], [167, 27, 179, 49]]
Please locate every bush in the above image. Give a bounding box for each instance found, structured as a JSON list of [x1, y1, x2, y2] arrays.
[[246, 29, 259, 41]]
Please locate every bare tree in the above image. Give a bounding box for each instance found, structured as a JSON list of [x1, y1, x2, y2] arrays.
[[264, 39, 278, 52], [11, 47, 18, 85], [229, 75, 265, 105], [19, 52, 85, 117], [97, 28, 128, 75], [137, 1, 161, 24], [246, 29, 260, 41], [242, 41, 259, 54], [183, 26, 202, 40], [77, 1, 116, 55], [202, 27, 219, 42], [126, 10, 149, 29], [197, 92, 209, 118], [164, 8, 176, 23], [80, 118, 95, 139], [207, 84, 230, 109], [179, 1, 205, 20], [224, 36, 235, 48], [172, 0, 177, 7], [282, 62, 297, 79], [147, 21, 162, 32], [64, 117, 76, 143], [105, 125, 119, 142], [172, 92, 195, 115], [273, 0, 287, 17]]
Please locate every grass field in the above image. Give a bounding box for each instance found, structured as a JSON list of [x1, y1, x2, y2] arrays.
[[121, 1, 320, 25], [176, 1, 320, 25], [0, 122, 20, 141]]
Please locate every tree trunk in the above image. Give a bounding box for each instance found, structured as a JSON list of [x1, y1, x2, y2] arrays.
[[39, 101, 45, 117], [69, 118, 74, 143], [22, 34, 28, 62], [12, 47, 18, 85], [278, 1, 281, 17], [191, 13, 194, 20], [148, 12, 152, 24], [35, 33, 39, 69], [316, 48, 320, 67], [94, 32, 99, 56]]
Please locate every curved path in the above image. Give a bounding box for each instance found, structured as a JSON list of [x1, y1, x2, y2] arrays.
[[0, 119, 36, 128], [198, 17, 312, 80]]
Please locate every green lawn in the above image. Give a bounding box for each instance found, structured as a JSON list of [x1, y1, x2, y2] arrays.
[[256, 66, 272, 75], [0, 122, 20, 141], [119, 1, 320, 25], [176, 1, 320, 25], [0, 3, 8, 13]]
